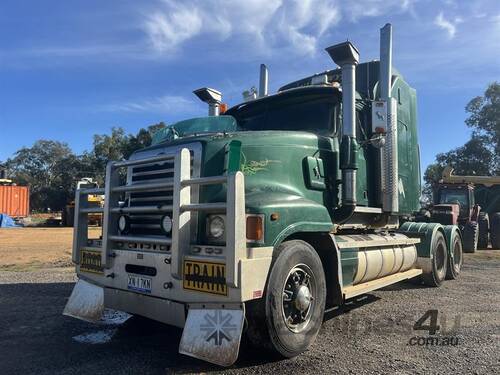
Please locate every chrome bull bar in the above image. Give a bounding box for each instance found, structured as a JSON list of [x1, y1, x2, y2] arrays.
[[72, 147, 246, 287]]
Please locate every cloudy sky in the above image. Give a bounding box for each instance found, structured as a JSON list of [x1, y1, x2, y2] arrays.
[[1, 0, 499, 171]]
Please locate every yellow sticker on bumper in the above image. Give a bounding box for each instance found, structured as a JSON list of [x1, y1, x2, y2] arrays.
[[183, 260, 227, 296]]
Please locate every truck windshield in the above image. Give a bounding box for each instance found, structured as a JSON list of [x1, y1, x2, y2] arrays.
[[226, 87, 340, 134], [152, 116, 237, 144], [439, 190, 468, 207]]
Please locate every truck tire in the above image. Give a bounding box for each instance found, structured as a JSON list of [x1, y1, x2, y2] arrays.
[[477, 212, 489, 249], [445, 230, 463, 280], [491, 213, 500, 249], [462, 221, 479, 253], [246, 240, 326, 358], [422, 231, 448, 287]]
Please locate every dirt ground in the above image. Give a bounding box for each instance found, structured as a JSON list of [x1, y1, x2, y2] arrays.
[[0, 228, 499, 374], [0, 227, 101, 271]]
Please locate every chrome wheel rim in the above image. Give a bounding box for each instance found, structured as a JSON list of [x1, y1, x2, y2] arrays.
[[281, 264, 316, 333]]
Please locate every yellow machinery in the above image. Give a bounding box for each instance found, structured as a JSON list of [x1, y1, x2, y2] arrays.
[[63, 178, 104, 227]]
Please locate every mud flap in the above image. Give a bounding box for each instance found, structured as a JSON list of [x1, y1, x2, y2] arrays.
[[63, 279, 104, 323], [179, 305, 245, 367]]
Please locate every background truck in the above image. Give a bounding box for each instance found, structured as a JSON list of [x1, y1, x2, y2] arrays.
[[63, 24, 464, 366], [62, 178, 104, 227], [435, 166, 500, 250]]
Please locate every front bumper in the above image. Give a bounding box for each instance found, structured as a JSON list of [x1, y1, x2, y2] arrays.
[[64, 278, 247, 367]]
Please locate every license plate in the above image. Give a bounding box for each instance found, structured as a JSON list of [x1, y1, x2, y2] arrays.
[[80, 249, 104, 274], [183, 260, 227, 296], [127, 275, 152, 293]]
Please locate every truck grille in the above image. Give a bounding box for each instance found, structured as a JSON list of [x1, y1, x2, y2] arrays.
[[123, 144, 200, 248]]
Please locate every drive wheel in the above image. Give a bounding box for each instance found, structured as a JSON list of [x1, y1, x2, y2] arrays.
[[477, 212, 489, 249], [462, 221, 478, 253], [422, 231, 448, 287], [491, 213, 500, 249], [246, 240, 326, 357], [445, 230, 463, 280]]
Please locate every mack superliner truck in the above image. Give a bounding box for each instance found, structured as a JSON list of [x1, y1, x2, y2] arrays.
[[63, 24, 463, 366]]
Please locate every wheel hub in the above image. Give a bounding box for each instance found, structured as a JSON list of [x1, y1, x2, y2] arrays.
[[281, 264, 316, 333], [295, 285, 312, 311]]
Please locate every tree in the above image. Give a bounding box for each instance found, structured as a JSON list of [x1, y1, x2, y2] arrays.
[[87, 123, 166, 184], [5, 140, 77, 210], [423, 82, 499, 199], [4, 123, 167, 211], [123, 122, 166, 159], [465, 82, 500, 173], [424, 134, 494, 198]]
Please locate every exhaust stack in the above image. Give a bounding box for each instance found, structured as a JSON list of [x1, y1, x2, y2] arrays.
[[259, 64, 269, 98], [193, 87, 222, 116], [325, 41, 360, 221], [379, 24, 399, 213]]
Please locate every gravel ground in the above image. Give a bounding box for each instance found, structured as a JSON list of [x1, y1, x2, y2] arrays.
[[0, 252, 499, 375]]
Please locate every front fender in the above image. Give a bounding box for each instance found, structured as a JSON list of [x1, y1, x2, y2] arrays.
[[245, 191, 333, 247]]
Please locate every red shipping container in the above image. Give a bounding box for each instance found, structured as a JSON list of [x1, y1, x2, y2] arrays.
[[0, 185, 30, 218]]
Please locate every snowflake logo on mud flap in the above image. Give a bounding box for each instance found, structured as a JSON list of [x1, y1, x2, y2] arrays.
[[200, 310, 237, 346]]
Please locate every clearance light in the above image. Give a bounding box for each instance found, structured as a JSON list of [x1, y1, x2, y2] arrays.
[[246, 215, 264, 242], [219, 103, 228, 114]]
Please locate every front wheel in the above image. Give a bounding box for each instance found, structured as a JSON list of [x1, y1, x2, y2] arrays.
[[246, 240, 326, 357]]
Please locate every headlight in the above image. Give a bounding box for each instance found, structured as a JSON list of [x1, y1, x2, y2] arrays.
[[118, 215, 130, 234], [160, 215, 173, 235], [207, 215, 225, 239]]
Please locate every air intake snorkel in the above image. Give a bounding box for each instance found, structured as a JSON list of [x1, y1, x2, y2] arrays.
[[325, 41, 360, 223]]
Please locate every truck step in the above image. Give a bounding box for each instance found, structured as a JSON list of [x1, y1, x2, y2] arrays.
[[343, 268, 422, 299]]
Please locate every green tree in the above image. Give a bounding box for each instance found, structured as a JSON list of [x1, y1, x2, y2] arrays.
[[465, 82, 500, 173], [5, 140, 78, 210], [123, 122, 166, 159], [4, 123, 167, 211], [423, 82, 499, 200], [424, 135, 494, 198], [87, 123, 166, 184]]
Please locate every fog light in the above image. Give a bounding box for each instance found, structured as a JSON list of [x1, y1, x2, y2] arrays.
[[208, 215, 225, 239], [118, 215, 130, 234], [160, 215, 173, 235]]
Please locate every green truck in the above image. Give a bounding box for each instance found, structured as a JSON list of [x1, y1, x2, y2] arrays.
[[432, 166, 500, 250], [63, 24, 463, 366]]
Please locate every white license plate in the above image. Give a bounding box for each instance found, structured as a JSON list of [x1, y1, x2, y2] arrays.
[[127, 275, 152, 293]]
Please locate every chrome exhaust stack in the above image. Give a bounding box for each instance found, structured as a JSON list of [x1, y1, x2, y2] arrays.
[[193, 87, 222, 116], [259, 64, 269, 97], [325, 41, 360, 222], [379, 23, 399, 213]]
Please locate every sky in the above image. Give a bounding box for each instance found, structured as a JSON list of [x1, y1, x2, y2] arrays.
[[0, 0, 499, 172]]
